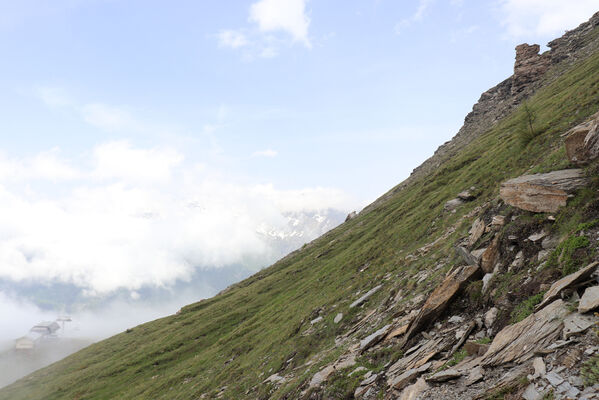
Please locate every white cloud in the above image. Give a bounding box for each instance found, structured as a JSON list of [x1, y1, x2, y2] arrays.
[[249, 0, 311, 46], [0, 148, 81, 182], [251, 149, 278, 158], [499, 0, 599, 39], [217, 29, 249, 49], [216, 0, 311, 58], [0, 143, 355, 295], [394, 0, 434, 35]]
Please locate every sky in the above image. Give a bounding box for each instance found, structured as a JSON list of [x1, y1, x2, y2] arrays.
[[0, 0, 598, 321]]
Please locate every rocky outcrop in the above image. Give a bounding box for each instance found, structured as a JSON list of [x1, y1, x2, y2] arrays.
[[363, 12, 599, 216], [535, 262, 599, 311], [481, 299, 570, 366], [511, 44, 551, 96], [402, 265, 481, 344], [565, 112, 599, 164], [499, 169, 587, 213]]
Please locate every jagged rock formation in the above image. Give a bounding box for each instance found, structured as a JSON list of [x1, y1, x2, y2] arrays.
[[364, 11, 599, 214], [512, 44, 551, 96]]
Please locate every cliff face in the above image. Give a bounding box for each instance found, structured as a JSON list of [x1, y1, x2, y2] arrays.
[[364, 12, 599, 214]]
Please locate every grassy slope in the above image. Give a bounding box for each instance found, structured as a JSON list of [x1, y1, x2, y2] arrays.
[[2, 42, 599, 400]]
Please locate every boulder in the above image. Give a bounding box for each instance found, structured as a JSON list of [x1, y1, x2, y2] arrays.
[[535, 262, 599, 311], [402, 265, 482, 344], [565, 122, 594, 164], [499, 169, 587, 213], [565, 112, 599, 164], [481, 299, 570, 366], [579, 286, 599, 313], [444, 198, 464, 211]]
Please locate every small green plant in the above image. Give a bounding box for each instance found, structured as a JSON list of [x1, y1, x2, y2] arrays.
[[475, 337, 491, 345], [581, 355, 599, 386], [511, 292, 545, 323], [447, 350, 467, 368], [546, 235, 591, 275], [517, 102, 539, 146]]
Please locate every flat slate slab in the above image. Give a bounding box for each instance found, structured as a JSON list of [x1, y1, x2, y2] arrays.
[[499, 169, 587, 213], [481, 299, 570, 366]]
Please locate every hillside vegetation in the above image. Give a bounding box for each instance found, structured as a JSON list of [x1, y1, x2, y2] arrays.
[[3, 15, 599, 400]]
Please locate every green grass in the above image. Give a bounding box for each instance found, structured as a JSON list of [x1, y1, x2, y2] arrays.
[[510, 292, 545, 323], [2, 26, 599, 400]]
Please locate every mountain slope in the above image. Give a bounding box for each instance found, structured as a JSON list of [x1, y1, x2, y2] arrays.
[[2, 13, 599, 400]]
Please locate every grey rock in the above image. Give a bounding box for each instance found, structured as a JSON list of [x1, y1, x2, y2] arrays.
[[579, 285, 599, 313], [334, 313, 343, 323], [350, 285, 382, 308], [456, 246, 480, 266], [448, 315, 464, 324], [546, 371, 564, 386], [426, 369, 463, 383], [532, 357, 546, 378], [360, 324, 391, 352], [464, 366, 484, 386], [484, 307, 498, 328], [522, 383, 543, 400], [444, 198, 464, 211], [310, 316, 323, 324], [482, 300, 569, 366], [563, 313, 598, 339], [536, 262, 599, 311], [528, 231, 548, 242]]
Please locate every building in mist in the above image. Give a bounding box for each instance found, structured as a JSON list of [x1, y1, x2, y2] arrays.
[[15, 320, 62, 351]]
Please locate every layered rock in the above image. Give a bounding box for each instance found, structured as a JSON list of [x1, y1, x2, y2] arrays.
[[499, 169, 587, 213], [481, 299, 570, 366], [511, 44, 551, 96], [401, 265, 481, 345]]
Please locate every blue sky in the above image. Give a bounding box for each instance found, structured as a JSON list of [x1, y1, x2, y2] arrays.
[[0, 0, 597, 299], [1, 0, 595, 199]]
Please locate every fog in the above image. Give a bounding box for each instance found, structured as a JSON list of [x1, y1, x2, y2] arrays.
[[0, 289, 211, 389]]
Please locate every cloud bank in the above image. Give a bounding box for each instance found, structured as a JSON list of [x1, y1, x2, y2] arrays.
[[0, 141, 354, 296]]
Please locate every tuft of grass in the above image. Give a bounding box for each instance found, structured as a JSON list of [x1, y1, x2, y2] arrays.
[[475, 337, 491, 345], [582, 355, 599, 387], [546, 235, 591, 276], [510, 292, 545, 323]]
